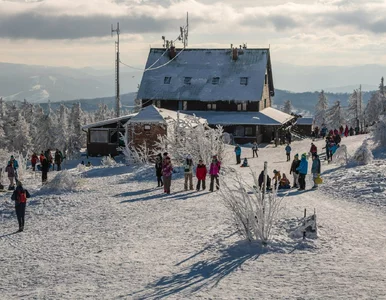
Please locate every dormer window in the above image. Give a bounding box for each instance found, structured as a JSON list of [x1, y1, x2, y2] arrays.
[[184, 77, 192, 85], [237, 102, 247, 111], [212, 77, 220, 85], [164, 76, 171, 84], [207, 103, 217, 110], [240, 77, 248, 86]]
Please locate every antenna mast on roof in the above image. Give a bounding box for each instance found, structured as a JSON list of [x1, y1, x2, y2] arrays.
[[161, 12, 189, 49]]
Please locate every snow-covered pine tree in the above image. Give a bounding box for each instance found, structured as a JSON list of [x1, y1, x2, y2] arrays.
[[365, 92, 382, 126], [326, 100, 345, 130], [30, 104, 45, 151], [379, 77, 386, 114], [34, 106, 58, 152], [12, 112, 32, 154], [95, 103, 109, 122], [67, 103, 84, 157], [55, 104, 69, 152], [347, 89, 363, 128], [283, 100, 292, 114], [314, 90, 329, 127], [373, 115, 386, 147], [0, 98, 7, 149]]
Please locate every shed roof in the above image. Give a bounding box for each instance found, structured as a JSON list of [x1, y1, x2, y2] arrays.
[[296, 117, 314, 125], [183, 107, 293, 126], [82, 114, 137, 130], [137, 48, 274, 102], [125, 105, 207, 126]]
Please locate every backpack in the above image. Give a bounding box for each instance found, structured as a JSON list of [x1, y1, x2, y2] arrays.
[[15, 189, 27, 205]]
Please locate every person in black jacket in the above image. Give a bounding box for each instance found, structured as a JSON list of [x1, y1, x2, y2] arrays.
[[289, 154, 301, 188], [11, 181, 31, 232], [41, 157, 50, 184], [258, 170, 271, 191], [155, 154, 163, 187]]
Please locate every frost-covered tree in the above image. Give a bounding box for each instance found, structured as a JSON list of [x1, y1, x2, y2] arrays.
[[326, 100, 345, 129], [314, 90, 329, 127], [55, 104, 69, 152], [373, 115, 386, 147], [283, 100, 292, 114], [379, 77, 386, 114], [365, 92, 382, 126], [95, 103, 110, 122], [12, 112, 32, 154], [352, 140, 373, 165], [67, 103, 84, 157], [34, 108, 57, 152], [347, 89, 363, 128]]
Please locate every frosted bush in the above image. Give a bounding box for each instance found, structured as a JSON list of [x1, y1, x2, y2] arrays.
[[76, 164, 87, 172], [373, 116, 386, 148], [352, 140, 373, 165], [220, 170, 284, 244], [40, 170, 80, 193], [332, 145, 348, 166], [101, 155, 117, 167]]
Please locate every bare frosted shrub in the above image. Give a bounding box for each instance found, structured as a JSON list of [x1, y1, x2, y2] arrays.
[[373, 115, 386, 148], [352, 140, 373, 165], [101, 155, 117, 167], [332, 144, 348, 165], [220, 170, 284, 244], [40, 170, 80, 194]]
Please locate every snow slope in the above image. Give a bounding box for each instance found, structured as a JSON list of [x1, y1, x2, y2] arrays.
[[1, 135, 386, 299]]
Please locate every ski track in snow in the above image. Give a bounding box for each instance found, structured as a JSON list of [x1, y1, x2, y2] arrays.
[[1, 135, 386, 299]]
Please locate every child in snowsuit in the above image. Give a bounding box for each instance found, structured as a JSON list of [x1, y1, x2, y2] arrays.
[[209, 156, 221, 192], [289, 154, 300, 188], [240, 158, 248, 167], [234, 145, 241, 164], [285, 144, 292, 161], [311, 154, 321, 189], [162, 157, 173, 194], [296, 153, 308, 190], [11, 181, 31, 232], [184, 155, 194, 191], [196, 160, 207, 191], [279, 173, 291, 189], [155, 154, 163, 187]]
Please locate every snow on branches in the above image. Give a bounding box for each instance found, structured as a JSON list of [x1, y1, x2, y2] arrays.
[[352, 139, 373, 165], [220, 170, 284, 244], [154, 114, 225, 166], [326, 100, 345, 130], [314, 90, 329, 127], [373, 115, 386, 148]]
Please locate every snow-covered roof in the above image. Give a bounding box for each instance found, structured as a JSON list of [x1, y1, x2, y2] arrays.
[[125, 105, 207, 125], [183, 107, 294, 126], [296, 117, 314, 125], [137, 48, 274, 102], [82, 114, 137, 130]]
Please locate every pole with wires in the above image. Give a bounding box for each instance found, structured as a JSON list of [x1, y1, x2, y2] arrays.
[[112, 22, 121, 148]]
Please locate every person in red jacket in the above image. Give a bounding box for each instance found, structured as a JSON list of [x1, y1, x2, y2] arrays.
[[310, 143, 317, 155], [196, 160, 207, 191], [31, 153, 38, 171]]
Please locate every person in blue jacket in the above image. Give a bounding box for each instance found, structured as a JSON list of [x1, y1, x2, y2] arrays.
[[8, 155, 19, 182], [311, 153, 321, 189], [285, 144, 292, 161], [234, 144, 241, 164], [296, 153, 308, 190]]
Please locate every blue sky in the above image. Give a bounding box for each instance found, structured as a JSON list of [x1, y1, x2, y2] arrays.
[[1, 0, 386, 70]]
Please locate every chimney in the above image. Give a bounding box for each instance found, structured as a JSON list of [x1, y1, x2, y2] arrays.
[[232, 48, 238, 61], [169, 46, 176, 59]]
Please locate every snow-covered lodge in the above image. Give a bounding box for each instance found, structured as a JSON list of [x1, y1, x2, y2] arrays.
[[137, 46, 294, 143]]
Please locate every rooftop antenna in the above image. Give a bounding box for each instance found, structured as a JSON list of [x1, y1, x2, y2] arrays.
[[161, 12, 189, 49], [111, 22, 120, 118]]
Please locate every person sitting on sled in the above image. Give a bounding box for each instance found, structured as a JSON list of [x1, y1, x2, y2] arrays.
[[240, 158, 249, 167], [278, 173, 291, 189]]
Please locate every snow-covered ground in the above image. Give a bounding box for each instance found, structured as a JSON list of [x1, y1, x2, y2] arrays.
[[1, 135, 386, 299]]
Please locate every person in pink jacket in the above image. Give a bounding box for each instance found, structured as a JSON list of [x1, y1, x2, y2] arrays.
[[209, 155, 221, 192]]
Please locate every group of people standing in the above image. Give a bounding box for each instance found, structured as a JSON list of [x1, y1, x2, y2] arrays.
[[31, 149, 63, 183], [155, 153, 222, 194]]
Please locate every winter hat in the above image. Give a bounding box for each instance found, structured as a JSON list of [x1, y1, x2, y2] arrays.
[[273, 169, 278, 173], [294, 154, 299, 158], [186, 154, 192, 159], [301, 153, 307, 158], [10, 155, 14, 159]]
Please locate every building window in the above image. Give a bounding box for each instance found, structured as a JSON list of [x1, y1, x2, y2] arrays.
[[212, 77, 220, 85], [184, 77, 192, 85], [240, 77, 248, 85], [265, 74, 268, 85], [155, 100, 161, 108], [90, 130, 109, 143], [144, 125, 151, 131], [264, 99, 267, 108], [237, 102, 247, 111], [164, 76, 171, 84], [245, 126, 253, 136], [183, 101, 187, 110], [234, 126, 244, 136], [207, 103, 217, 110]]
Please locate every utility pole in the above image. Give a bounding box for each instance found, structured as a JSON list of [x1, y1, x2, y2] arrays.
[[359, 84, 362, 131], [111, 22, 120, 118]]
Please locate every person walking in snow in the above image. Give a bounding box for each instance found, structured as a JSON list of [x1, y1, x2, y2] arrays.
[[344, 125, 349, 137], [31, 153, 38, 171], [8, 155, 19, 183], [155, 153, 163, 187], [310, 143, 317, 155], [334, 133, 341, 146], [162, 156, 173, 194], [41, 157, 50, 184], [323, 138, 330, 161], [311, 153, 321, 189], [11, 181, 31, 232], [5, 161, 15, 190], [252, 142, 259, 158], [234, 144, 241, 164], [289, 154, 300, 188], [184, 155, 194, 191], [54, 149, 63, 171], [209, 155, 221, 192], [196, 159, 207, 191], [285, 144, 292, 162], [286, 131, 292, 144], [349, 127, 354, 136], [296, 153, 308, 190]]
